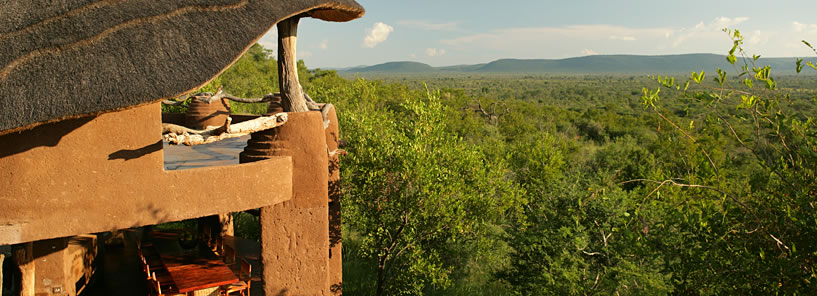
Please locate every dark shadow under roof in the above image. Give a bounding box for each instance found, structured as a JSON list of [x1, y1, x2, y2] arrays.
[[0, 0, 364, 135]]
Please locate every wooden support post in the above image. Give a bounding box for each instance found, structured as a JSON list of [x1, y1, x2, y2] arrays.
[[219, 213, 234, 237], [277, 17, 308, 112], [12, 243, 34, 296], [33, 238, 70, 295]]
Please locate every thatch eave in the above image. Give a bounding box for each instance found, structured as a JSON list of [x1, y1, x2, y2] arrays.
[[0, 0, 364, 136]]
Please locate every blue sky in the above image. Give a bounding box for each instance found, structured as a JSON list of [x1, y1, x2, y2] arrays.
[[257, 0, 817, 68]]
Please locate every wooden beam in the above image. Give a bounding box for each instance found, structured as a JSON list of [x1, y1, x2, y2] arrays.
[[162, 113, 288, 146], [12, 243, 35, 296], [277, 17, 309, 112]]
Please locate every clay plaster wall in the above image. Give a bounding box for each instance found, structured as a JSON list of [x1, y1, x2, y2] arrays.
[[0, 103, 293, 245], [241, 111, 332, 295]]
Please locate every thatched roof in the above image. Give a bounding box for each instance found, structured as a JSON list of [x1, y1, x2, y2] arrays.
[[0, 0, 364, 135]]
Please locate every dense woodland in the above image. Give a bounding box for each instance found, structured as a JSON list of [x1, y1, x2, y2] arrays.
[[167, 42, 817, 295]]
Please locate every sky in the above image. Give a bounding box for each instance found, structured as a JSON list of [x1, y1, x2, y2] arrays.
[[256, 0, 817, 68]]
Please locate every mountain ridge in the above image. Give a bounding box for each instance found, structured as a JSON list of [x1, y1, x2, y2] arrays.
[[339, 54, 812, 74]]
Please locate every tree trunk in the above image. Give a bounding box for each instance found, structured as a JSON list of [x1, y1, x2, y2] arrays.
[[277, 17, 308, 112], [375, 255, 387, 296]]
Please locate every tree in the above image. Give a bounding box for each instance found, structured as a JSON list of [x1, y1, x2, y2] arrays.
[[500, 133, 673, 295], [640, 29, 817, 293], [340, 86, 521, 295]]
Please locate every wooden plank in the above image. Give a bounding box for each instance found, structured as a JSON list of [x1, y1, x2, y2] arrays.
[[162, 255, 238, 293]]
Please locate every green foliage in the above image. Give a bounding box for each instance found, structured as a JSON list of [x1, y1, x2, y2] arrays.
[[162, 44, 281, 115], [193, 41, 817, 295], [640, 29, 817, 294], [339, 84, 521, 295], [233, 212, 260, 242]]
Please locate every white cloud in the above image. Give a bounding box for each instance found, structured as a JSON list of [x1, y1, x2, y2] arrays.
[[300, 51, 313, 58], [581, 49, 598, 55], [398, 20, 461, 31], [747, 30, 769, 46], [714, 16, 749, 28], [319, 39, 328, 50], [426, 48, 447, 57], [442, 25, 668, 58], [609, 35, 636, 41], [672, 16, 749, 48], [409, 53, 417, 59], [437, 18, 780, 59], [443, 25, 667, 47], [793, 21, 817, 33], [258, 30, 277, 50], [432, 17, 817, 61], [363, 22, 394, 48]]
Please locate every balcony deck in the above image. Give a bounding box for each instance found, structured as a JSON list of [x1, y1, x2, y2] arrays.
[[163, 136, 249, 171]]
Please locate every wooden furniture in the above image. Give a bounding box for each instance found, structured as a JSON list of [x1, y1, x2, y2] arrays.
[[151, 272, 185, 296], [160, 252, 238, 294], [222, 259, 251, 296], [221, 236, 262, 281], [222, 244, 236, 265], [150, 231, 239, 295]]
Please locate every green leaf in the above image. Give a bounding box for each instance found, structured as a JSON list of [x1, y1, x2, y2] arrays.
[[641, 87, 661, 107], [739, 95, 756, 109], [727, 54, 737, 65], [714, 68, 727, 87], [691, 71, 705, 84], [766, 76, 776, 90]]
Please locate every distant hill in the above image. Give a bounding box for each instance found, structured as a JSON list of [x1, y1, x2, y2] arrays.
[[347, 61, 436, 73], [437, 63, 486, 72], [340, 54, 812, 74]]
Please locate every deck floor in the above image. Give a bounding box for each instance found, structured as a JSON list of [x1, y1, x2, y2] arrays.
[[162, 136, 249, 170]]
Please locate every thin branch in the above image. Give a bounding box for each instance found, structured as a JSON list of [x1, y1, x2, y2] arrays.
[[162, 89, 279, 106], [318, 103, 335, 129], [223, 93, 278, 104], [162, 98, 189, 106], [198, 87, 226, 104], [328, 148, 348, 158], [713, 111, 746, 146], [591, 272, 601, 290], [300, 87, 334, 129], [162, 113, 288, 146]]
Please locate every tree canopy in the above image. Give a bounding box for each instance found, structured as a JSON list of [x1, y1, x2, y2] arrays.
[[185, 37, 817, 294]]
